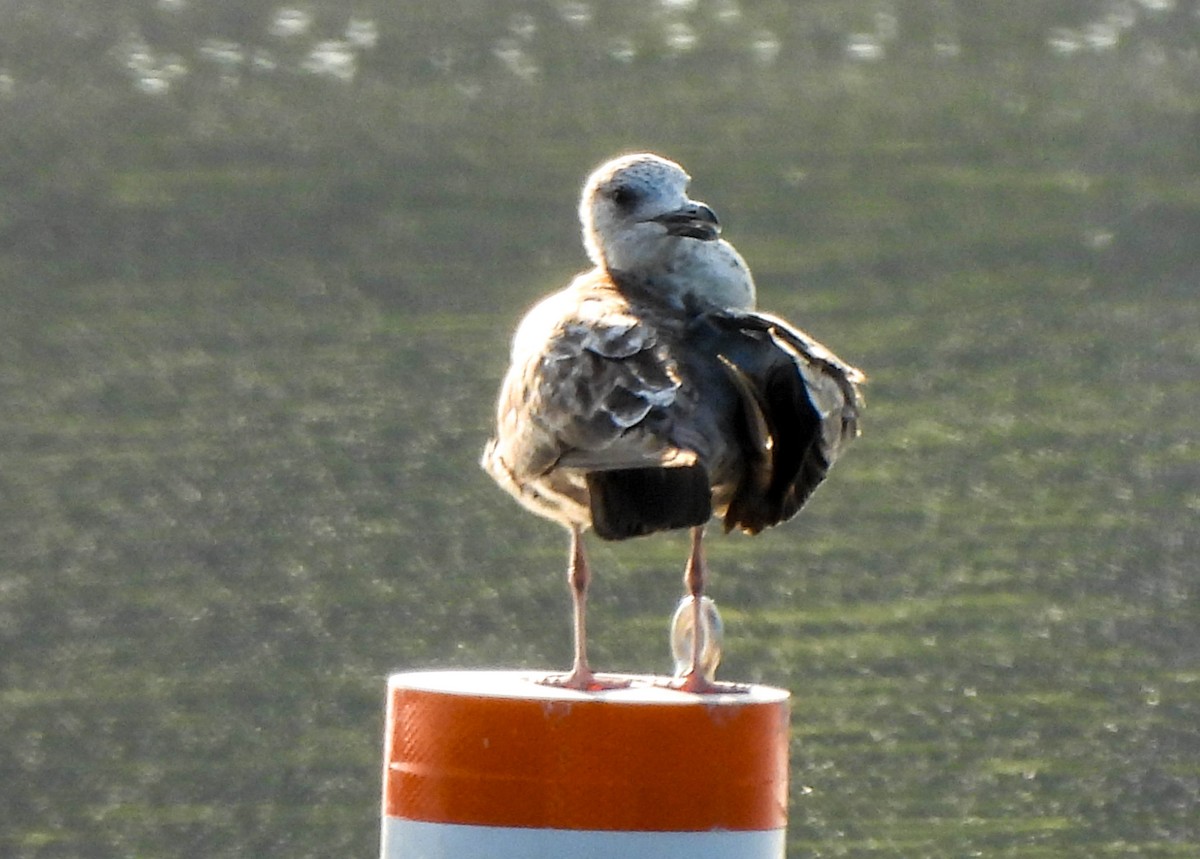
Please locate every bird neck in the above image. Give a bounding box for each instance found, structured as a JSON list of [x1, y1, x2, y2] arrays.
[[607, 267, 708, 315], [606, 242, 756, 315]]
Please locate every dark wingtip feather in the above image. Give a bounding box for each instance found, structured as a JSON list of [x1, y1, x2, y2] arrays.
[[587, 465, 712, 541], [719, 347, 829, 534]]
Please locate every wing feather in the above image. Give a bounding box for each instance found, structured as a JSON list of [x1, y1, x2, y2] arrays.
[[487, 275, 686, 489], [691, 309, 865, 533]]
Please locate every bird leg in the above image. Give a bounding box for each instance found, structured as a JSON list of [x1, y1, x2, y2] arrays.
[[566, 525, 594, 687], [677, 525, 717, 693], [544, 525, 598, 690]]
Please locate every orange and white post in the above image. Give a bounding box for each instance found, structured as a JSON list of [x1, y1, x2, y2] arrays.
[[381, 670, 790, 858]]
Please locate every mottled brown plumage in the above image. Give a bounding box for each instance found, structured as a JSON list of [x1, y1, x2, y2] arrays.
[[481, 153, 863, 690]]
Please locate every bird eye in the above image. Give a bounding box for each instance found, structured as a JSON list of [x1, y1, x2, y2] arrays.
[[609, 185, 637, 208]]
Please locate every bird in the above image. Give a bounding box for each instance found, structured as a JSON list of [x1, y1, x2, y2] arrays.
[[481, 153, 864, 692]]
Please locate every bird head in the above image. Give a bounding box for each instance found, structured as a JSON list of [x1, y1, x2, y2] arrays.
[[579, 153, 721, 275]]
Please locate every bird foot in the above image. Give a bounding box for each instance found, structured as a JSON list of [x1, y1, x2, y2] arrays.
[[667, 671, 752, 695], [671, 670, 720, 694], [539, 668, 633, 692]]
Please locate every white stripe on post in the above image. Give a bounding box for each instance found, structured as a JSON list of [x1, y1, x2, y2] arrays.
[[382, 818, 786, 858]]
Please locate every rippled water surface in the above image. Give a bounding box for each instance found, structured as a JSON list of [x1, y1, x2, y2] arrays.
[[2, 2, 1198, 857]]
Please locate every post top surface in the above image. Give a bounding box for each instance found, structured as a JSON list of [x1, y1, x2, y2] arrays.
[[388, 669, 789, 705]]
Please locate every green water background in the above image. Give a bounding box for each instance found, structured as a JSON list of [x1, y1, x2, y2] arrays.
[[2, 2, 1198, 856]]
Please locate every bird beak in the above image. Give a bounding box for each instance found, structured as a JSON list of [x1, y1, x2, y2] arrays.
[[647, 202, 721, 241]]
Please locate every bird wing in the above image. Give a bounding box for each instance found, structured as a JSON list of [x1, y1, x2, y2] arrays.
[[483, 275, 864, 538], [754, 310, 865, 457], [488, 277, 695, 487], [690, 309, 865, 534]]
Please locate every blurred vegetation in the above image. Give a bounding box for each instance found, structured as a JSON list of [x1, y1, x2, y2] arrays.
[[1, 1, 1199, 858]]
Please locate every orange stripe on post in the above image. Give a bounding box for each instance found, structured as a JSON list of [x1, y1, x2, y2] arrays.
[[382, 671, 789, 833]]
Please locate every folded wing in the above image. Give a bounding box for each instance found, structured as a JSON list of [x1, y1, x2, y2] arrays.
[[689, 310, 864, 535], [483, 280, 706, 533], [483, 278, 864, 541]]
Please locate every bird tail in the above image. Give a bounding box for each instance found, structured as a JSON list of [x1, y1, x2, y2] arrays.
[[586, 465, 711, 541]]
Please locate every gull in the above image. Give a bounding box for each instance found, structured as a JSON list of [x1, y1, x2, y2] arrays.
[[481, 153, 864, 692]]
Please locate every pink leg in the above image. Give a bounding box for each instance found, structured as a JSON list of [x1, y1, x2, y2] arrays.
[[544, 526, 598, 690], [677, 526, 717, 693]]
